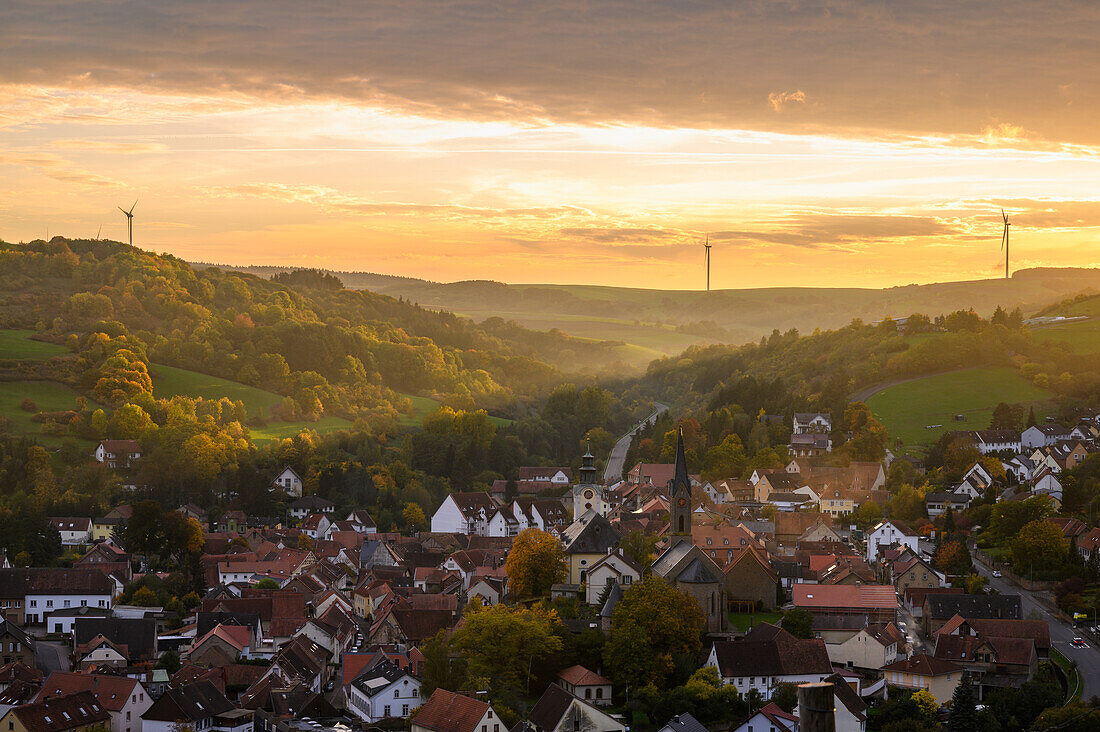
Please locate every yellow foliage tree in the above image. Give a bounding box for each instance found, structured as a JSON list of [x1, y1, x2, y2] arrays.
[[505, 528, 566, 597]]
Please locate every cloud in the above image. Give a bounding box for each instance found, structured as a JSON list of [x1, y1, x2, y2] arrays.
[[49, 140, 169, 154], [0, 151, 123, 187], [2, 1, 1099, 144], [768, 90, 807, 112], [712, 214, 965, 250], [557, 227, 680, 244]]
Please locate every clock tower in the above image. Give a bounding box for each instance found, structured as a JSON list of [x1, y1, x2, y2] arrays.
[[669, 427, 692, 543], [572, 441, 605, 518]]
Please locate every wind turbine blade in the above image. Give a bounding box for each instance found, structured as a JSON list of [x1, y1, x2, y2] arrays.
[[129, 200, 138, 214], [1001, 208, 1008, 223], [119, 207, 128, 215]]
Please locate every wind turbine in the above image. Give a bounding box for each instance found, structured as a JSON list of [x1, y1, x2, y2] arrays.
[[999, 208, 1010, 280], [95, 225, 102, 241], [118, 201, 137, 246], [703, 234, 712, 292]]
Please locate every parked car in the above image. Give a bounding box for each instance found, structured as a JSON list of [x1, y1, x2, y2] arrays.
[[992, 570, 1002, 578], [1071, 637, 1088, 648]]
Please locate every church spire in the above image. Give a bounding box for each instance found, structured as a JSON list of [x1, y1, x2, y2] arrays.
[[670, 426, 691, 538]]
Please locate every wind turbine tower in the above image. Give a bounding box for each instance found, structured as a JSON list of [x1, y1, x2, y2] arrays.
[[703, 234, 712, 292], [1000, 208, 1010, 280], [118, 201, 137, 246]]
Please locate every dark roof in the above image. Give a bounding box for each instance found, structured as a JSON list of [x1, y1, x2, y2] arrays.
[[677, 558, 720, 584], [710, 624, 831, 678], [0, 568, 113, 597], [11, 690, 110, 732], [528, 683, 577, 732], [660, 713, 708, 732], [73, 617, 156, 662], [142, 680, 235, 722], [926, 594, 1021, 621], [882, 653, 962, 677], [196, 612, 261, 638], [287, 496, 334, 510], [99, 440, 141, 454], [412, 689, 490, 732], [561, 511, 620, 554]]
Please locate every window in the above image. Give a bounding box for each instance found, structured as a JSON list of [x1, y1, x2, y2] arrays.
[[46, 600, 53, 608], [487, 711, 493, 719], [595, 688, 603, 699], [585, 688, 591, 699], [394, 689, 400, 698], [403, 705, 410, 717], [384, 706, 391, 717]]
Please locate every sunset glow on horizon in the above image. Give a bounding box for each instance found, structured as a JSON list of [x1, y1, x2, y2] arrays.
[[2, 2, 1099, 289]]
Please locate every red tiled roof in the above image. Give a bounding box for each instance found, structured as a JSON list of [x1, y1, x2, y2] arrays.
[[793, 583, 898, 610], [882, 653, 961, 676], [34, 672, 139, 712], [411, 689, 489, 732], [557, 665, 611, 687]]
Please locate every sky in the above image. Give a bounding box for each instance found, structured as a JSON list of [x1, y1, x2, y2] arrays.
[[1, 1, 1098, 289]]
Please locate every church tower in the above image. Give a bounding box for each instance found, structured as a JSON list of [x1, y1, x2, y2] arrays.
[[572, 440, 604, 518], [669, 427, 692, 543]]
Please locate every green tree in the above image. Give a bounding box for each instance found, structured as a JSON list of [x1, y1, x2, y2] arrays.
[[254, 578, 280, 590], [505, 528, 566, 597], [620, 530, 658, 566], [948, 673, 977, 732], [605, 574, 704, 687], [1011, 519, 1069, 572], [702, 434, 747, 481], [449, 603, 562, 697], [989, 402, 1023, 431], [781, 608, 813, 639], [132, 586, 158, 607]]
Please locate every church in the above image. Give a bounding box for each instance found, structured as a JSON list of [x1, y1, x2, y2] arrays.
[[650, 428, 728, 633]]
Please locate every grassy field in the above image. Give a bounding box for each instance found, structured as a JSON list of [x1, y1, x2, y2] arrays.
[[727, 610, 783, 632], [1033, 319, 1100, 354], [867, 366, 1054, 451], [249, 416, 355, 442], [0, 380, 87, 446], [150, 363, 284, 416], [0, 330, 68, 360]]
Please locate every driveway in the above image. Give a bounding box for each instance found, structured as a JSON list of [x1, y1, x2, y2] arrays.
[[35, 639, 71, 674], [602, 402, 669, 483]]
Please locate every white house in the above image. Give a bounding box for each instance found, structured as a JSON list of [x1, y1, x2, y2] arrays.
[[346, 661, 422, 722], [584, 551, 642, 605], [705, 626, 832, 700], [865, 520, 919, 562], [1033, 471, 1063, 499], [21, 569, 114, 626], [429, 492, 499, 535], [794, 413, 832, 435], [1003, 456, 1035, 483], [94, 440, 142, 469], [288, 495, 335, 520], [346, 510, 378, 534], [968, 430, 1022, 454], [962, 463, 993, 488], [271, 466, 303, 497], [412, 689, 499, 732], [1022, 424, 1070, 449], [518, 467, 572, 485], [301, 513, 332, 540], [49, 517, 93, 546], [731, 703, 800, 732], [141, 680, 235, 732], [487, 509, 520, 537]]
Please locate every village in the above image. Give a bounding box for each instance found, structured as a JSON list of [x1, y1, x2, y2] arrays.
[[0, 406, 1091, 732]]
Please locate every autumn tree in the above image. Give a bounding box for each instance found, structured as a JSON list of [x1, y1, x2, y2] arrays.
[[1012, 519, 1069, 573], [449, 602, 562, 698], [402, 502, 426, 531], [505, 528, 566, 597], [620, 529, 658, 566], [935, 539, 972, 576], [839, 401, 887, 461], [605, 574, 705, 686]]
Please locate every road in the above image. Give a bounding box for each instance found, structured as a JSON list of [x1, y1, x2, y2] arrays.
[[35, 639, 71, 674], [972, 560, 1100, 699], [602, 402, 669, 483]]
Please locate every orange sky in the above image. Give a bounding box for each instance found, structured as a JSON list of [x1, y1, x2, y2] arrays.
[[1, 1, 1098, 289]]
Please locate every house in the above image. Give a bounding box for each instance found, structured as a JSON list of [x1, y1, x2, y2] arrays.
[[140, 681, 235, 732], [345, 658, 422, 722], [865, 520, 918, 562], [271, 466, 303, 497], [35, 672, 152, 732], [0, 622, 34, 667], [300, 513, 331, 540], [1078, 527, 1100, 562], [756, 473, 802, 503], [49, 518, 93, 547], [826, 623, 904, 671], [583, 551, 641, 605], [705, 623, 831, 699], [188, 624, 253, 666], [933, 633, 1037, 696], [1022, 424, 1070, 449], [792, 584, 898, 625], [788, 433, 831, 457], [626, 463, 677, 487], [730, 703, 800, 732], [935, 615, 1050, 659], [346, 511, 378, 534], [430, 493, 500, 536], [411, 689, 500, 732], [95, 440, 142, 469], [924, 492, 971, 518], [0, 568, 115, 626], [527, 684, 625, 732], [518, 467, 572, 486], [1002, 456, 1035, 483], [963, 430, 1022, 454], [881, 654, 963, 704], [923, 594, 1021, 635], [561, 511, 621, 586], [794, 413, 832, 434], [892, 555, 944, 595], [556, 665, 613, 706], [74, 618, 158, 667], [468, 577, 506, 606], [287, 496, 334, 521], [0, 690, 111, 732]]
